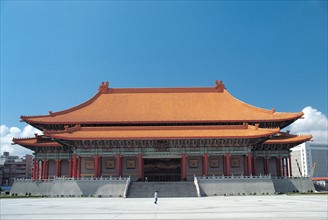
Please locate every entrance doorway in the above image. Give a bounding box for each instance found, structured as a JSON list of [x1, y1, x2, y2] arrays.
[[144, 158, 181, 181]]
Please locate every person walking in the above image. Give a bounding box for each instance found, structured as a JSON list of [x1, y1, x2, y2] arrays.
[[154, 191, 158, 204]]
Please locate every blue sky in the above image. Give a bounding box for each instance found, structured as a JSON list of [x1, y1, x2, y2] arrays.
[[1, 1, 327, 155]]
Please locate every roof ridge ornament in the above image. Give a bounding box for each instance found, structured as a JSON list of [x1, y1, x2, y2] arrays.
[[215, 80, 225, 93], [98, 81, 109, 94]]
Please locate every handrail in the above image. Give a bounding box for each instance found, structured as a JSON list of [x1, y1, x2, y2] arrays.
[[195, 174, 315, 181], [13, 176, 129, 182], [123, 176, 131, 198], [193, 175, 201, 197]]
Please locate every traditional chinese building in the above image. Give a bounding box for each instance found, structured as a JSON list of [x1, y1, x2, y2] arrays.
[[13, 81, 312, 182]]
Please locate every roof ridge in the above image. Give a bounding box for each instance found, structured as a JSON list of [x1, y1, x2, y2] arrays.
[[108, 80, 225, 94]]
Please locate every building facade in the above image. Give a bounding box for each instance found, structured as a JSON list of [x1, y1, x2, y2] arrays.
[[13, 81, 312, 181], [291, 142, 328, 178], [0, 152, 33, 185]]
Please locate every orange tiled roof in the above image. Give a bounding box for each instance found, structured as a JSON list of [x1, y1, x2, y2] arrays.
[[263, 132, 312, 144], [12, 136, 61, 147], [44, 124, 280, 140], [21, 81, 303, 124]]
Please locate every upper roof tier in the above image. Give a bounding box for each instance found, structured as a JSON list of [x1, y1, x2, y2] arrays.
[[43, 124, 280, 140], [21, 81, 303, 127]]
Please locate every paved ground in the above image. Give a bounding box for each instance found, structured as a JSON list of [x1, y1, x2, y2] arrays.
[[1, 195, 327, 220]]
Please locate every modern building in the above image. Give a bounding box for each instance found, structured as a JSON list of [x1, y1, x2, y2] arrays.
[[0, 152, 33, 185], [291, 142, 328, 178], [13, 81, 312, 181]]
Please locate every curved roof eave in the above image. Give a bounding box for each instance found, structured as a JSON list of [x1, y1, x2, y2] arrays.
[[263, 132, 312, 145], [20, 81, 304, 125], [44, 125, 280, 141]]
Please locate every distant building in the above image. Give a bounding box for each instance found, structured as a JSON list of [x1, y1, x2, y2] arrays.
[[291, 142, 328, 178], [0, 152, 33, 186]]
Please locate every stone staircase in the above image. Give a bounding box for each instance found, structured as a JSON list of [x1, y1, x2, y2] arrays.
[[127, 181, 198, 198]]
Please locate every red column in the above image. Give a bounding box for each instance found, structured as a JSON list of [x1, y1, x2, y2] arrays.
[[225, 153, 231, 176], [69, 158, 72, 178], [266, 157, 269, 175], [247, 152, 252, 176], [72, 154, 77, 178], [116, 154, 122, 177], [98, 156, 102, 177], [243, 155, 248, 176], [56, 159, 61, 177], [203, 153, 208, 176], [94, 154, 99, 178], [252, 157, 257, 175], [262, 157, 267, 175], [40, 160, 44, 179], [223, 155, 226, 175], [276, 157, 279, 176], [276, 157, 283, 177], [181, 154, 187, 180], [138, 154, 143, 180], [36, 160, 40, 180], [263, 157, 269, 175], [280, 157, 284, 177], [44, 160, 49, 179], [265, 157, 270, 175], [77, 157, 81, 179], [32, 159, 37, 180], [288, 155, 292, 177]]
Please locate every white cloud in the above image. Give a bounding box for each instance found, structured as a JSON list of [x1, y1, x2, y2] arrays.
[[289, 106, 328, 144], [0, 125, 43, 157]]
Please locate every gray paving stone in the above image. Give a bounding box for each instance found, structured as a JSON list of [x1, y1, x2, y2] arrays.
[[1, 195, 327, 219]]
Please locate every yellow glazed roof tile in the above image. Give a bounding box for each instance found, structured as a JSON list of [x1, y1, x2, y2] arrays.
[[21, 81, 303, 124], [44, 125, 280, 140], [12, 136, 61, 147], [263, 132, 312, 144]]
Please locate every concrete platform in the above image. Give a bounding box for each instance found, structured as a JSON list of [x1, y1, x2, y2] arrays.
[[1, 195, 327, 219]]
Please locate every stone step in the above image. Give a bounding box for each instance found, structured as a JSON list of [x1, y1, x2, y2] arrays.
[[127, 181, 198, 198]]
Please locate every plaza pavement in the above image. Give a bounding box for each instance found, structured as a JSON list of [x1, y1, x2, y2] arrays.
[[1, 195, 327, 220]]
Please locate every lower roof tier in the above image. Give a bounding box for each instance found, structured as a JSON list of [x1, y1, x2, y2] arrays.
[[12, 131, 312, 153], [263, 132, 312, 145], [13, 125, 312, 153]]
